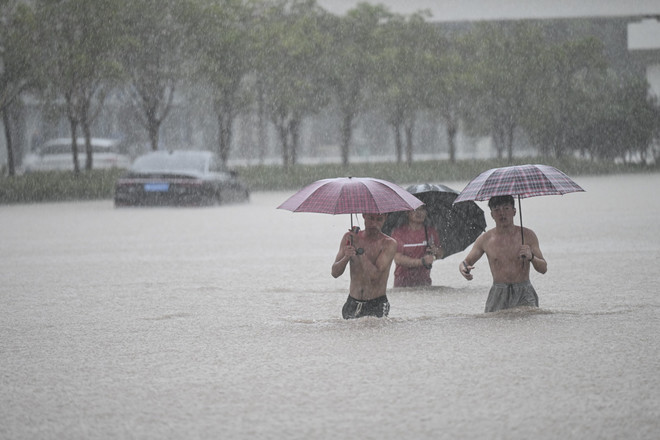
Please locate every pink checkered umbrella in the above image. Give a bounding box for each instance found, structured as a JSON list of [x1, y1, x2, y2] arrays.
[[278, 176, 424, 228], [454, 164, 584, 246]]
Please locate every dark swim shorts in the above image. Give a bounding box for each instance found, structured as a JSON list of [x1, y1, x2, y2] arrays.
[[342, 295, 390, 319]]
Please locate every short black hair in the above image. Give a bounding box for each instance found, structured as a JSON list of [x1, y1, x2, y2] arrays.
[[488, 195, 515, 210]]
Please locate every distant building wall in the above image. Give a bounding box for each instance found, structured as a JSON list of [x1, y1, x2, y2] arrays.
[[628, 18, 660, 97]]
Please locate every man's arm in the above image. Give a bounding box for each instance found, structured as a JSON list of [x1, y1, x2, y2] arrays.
[[522, 229, 547, 274], [459, 234, 486, 280], [394, 252, 433, 269], [331, 232, 355, 278]]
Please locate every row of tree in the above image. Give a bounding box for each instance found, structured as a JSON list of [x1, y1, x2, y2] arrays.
[[1, 0, 658, 176]]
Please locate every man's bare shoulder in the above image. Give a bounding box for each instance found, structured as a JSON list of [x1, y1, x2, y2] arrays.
[[475, 228, 494, 244], [521, 226, 538, 237], [381, 233, 397, 246]]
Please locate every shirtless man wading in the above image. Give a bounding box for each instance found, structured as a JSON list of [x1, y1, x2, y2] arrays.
[[332, 213, 397, 319], [459, 195, 548, 313]]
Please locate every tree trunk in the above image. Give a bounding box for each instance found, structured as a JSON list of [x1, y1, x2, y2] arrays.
[[82, 121, 93, 170], [446, 117, 457, 163], [506, 122, 515, 163], [405, 121, 414, 165], [393, 123, 403, 163], [2, 108, 15, 177], [148, 118, 159, 151], [70, 120, 80, 174], [256, 79, 267, 164], [290, 118, 300, 166], [340, 113, 352, 167], [276, 120, 290, 170], [217, 112, 233, 166], [492, 124, 505, 160]]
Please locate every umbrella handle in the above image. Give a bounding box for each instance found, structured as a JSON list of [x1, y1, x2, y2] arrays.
[[349, 226, 363, 255]]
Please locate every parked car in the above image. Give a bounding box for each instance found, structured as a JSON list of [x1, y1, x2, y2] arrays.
[[23, 137, 131, 173], [114, 150, 250, 207]]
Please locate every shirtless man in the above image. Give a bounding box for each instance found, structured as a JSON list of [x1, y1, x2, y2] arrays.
[[332, 213, 397, 319], [459, 195, 548, 313]]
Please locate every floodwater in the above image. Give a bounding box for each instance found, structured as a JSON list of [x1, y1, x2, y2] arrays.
[[1, 173, 659, 439]]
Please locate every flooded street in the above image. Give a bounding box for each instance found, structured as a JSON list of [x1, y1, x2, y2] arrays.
[[2, 173, 659, 439]]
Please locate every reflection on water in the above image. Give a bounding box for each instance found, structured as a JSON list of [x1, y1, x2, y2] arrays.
[[1, 174, 659, 439]]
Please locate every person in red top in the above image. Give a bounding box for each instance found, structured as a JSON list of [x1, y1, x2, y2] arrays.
[[390, 206, 443, 287]]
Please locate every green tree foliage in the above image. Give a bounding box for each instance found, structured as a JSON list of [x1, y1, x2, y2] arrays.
[[254, 0, 331, 170], [524, 36, 609, 158], [118, 0, 189, 151], [464, 21, 548, 161], [420, 26, 472, 163], [5, 2, 659, 171], [184, 0, 253, 165], [583, 75, 658, 163], [373, 11, 435, 164], [324, 3, 389, 166]]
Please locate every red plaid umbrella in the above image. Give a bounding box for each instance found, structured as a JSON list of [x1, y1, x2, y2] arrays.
[[454, 164, 584, 203], [453, 164, 584, 245], [278, 177, 423, 216]]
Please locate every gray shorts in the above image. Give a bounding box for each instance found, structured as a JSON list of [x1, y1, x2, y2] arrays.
[[485, 281, 539, 313]]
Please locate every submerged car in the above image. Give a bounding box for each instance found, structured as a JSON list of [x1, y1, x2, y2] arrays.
[[114, 150, 250, 207], [23, 137, 131, 172]]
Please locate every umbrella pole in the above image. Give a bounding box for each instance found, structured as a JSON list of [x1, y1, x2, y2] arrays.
[[350, 214, 354, 246], [518, 195, 524, 245], [518, 195, 526, 268]]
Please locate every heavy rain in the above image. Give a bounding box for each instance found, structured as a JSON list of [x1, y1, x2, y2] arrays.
[[2, 1, 660, 439]]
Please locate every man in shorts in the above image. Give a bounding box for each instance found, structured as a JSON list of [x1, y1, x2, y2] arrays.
[[459, 195, 548, 313], [332, 213, 397, 319]]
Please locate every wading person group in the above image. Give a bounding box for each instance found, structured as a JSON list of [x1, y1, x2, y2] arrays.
[[331, 195, 546, 319]]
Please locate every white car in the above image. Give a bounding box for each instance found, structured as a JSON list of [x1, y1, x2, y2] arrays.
[[23, 137, 132, 172]]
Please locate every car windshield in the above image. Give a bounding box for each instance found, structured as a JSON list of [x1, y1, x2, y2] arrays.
[[132, 153, 208, 173]]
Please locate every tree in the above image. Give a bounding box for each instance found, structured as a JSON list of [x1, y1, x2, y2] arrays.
[[584, 74, 658, 163], [524, 36, 608, 158], [37, 0, 123, 172], [254, 0, 330, 170], [1, 0, 38, 176], [422, 27, 475, 163], [186, 0, 253, 166], [465, 21, 547, 162], [373, 11, 433, 164], [324, 3, 389, 166], [119, 0, 188, 151]]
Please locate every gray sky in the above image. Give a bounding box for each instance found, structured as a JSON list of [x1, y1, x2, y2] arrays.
[[317, 0, 660, 21]]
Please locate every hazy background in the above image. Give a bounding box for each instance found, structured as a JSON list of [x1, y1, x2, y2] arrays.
[[318, 0, 660, 20]]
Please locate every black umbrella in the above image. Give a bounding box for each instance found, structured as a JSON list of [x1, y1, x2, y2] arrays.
[[383, 183, 486, 258]]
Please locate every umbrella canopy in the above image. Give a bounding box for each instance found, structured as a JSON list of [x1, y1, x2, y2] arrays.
[[277, 176, 424, 215], [453, 164, 584, 245], [453, 164, 584, 203], [382, 183, 486, 258]]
